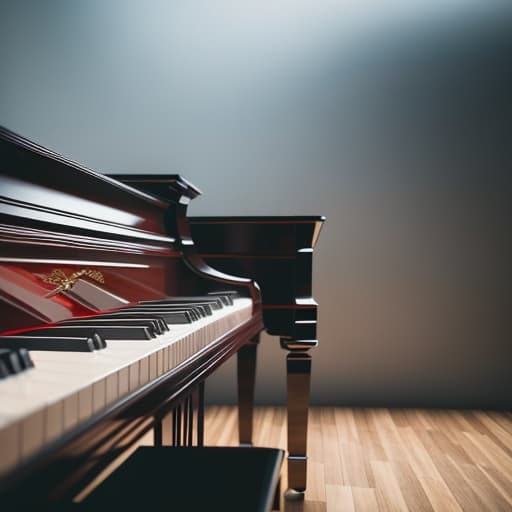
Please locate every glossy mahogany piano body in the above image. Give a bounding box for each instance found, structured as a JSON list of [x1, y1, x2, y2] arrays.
[[0, 127, 324, 504]]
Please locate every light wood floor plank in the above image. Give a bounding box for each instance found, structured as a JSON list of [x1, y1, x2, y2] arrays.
[[414, 409, 437, 431], [462, 431, 512, 476], [204, 406, 512, 511], [372, 460, 409, 512], [455, 461, 512, 512], [478, 465, 512, 507], [491, 411, 512, 435], [285, 501, 327, 512], [334, 408, 360, 443], [474, 411, 512, 455], [430, 453, 492, 512], [423, 429, 474, 466], [307, 461, 327, 502], [418, 477, 463, 512], [340, 439, 370, 487], [398, 426, 443, 480], [325, 485, 355, 512], [352, 487, 379, 511], [321, 409, 344, 486], [358, 427, 385, 488], [390, 459, 435, 512]]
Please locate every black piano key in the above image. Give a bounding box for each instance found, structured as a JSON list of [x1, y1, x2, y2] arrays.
[[139, 301, 212, 317], [141, 299, 221, 312], [0, 347, 34, 377], [62, 318, 163, 336], [23, 325, 152, 341], [0, 348, 22, 374], [0, 336, 96, 352], [18, 348, 34, 369], [0, 357, 10, 378], [208, 291, 238, 305], [91, 332, 107, 349], [81, 326, 150, 342], [74, 317, 164, 335], [103, 309, 193, 324], [131, 303, 205, 320], [94, 309, 169, 333], [0, 348, 34, 378], [190, 305, 211, 317], [144, 297, 224, 310]]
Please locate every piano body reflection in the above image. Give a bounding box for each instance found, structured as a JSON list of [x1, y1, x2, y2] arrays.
[[0, 126, 324, 505]]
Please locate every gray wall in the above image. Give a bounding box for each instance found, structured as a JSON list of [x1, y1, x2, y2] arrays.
[[1, 1, 510, 408]]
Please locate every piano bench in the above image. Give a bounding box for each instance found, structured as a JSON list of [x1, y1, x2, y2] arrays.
[[79, 446, 284, 512]]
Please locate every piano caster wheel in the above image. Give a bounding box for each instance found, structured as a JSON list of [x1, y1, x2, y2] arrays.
[[284, 488, 305, 501]]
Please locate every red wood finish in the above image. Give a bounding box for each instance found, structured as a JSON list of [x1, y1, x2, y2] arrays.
[[0, 128, 261, 332], [0, 125, 324, 499], [0, 126, 265, 502]]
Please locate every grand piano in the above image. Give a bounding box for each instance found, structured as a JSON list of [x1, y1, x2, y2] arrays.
[[0, 126, 324, 506]]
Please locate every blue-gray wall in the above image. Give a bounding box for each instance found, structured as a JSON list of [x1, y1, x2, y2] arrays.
[[1, 1, 510, 408]]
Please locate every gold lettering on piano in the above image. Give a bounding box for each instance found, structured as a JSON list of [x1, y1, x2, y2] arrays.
[[41, 269, 105, 297]]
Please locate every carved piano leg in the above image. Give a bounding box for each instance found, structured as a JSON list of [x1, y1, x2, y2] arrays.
[[237, 334, 260, 446], [282, 339, 316, 494]]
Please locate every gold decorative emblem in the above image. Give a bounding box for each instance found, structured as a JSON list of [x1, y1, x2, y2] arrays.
[[42, 269, 105, 297]]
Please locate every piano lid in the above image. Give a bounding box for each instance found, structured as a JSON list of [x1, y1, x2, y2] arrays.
[[0, 126, 179, 243], [108, 174, 202, 203]]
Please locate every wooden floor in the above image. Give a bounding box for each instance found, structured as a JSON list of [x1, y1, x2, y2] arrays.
[[204, 406, 512, 512]]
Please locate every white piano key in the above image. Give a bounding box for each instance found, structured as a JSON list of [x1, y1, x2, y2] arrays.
[[21, 409, 45, 458], [106, 374, 119, 405], [157, 350, 163, 376], [0, 298, 252, 475], [92, 379, 106, 413], [78, 387, 93, 421], [149, 353, 157, 381], [118, 367, 129, 397], [46, 400, 64, 442], [128, 362, 139, 392], [0, 418, 19, 475], [63, 394, 79, 430], [139, 357, 149, 386]]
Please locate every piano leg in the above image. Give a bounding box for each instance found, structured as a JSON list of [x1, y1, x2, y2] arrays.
[[284, 348, 313, 494], [237, 334, 259, 446]]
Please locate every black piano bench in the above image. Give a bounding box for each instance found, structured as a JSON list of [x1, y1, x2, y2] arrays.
[[78, 446, 284, 512]]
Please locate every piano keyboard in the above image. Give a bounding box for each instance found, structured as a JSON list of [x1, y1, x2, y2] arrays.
[[0, 296, 252, 476]]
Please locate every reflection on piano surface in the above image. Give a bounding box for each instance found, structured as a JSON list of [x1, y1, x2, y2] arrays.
[[0, 126, 324, 506]]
